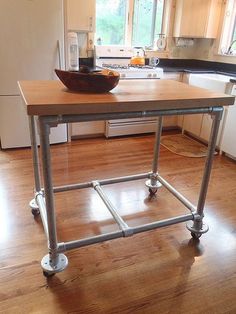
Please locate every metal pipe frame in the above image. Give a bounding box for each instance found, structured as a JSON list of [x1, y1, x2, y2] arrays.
[[40, 107, 214, 127], [35, 192, 49, 239], [28, 116, 41, 192], [152, 117, 163, 174], [157, 175, 196, 212], [57, 213, 193, 252], [38, 117, 64, 269], [145, 117, 163, 192], [28, 116, 42, 211], [52, 173, 148, 193], [186, 106, 223, 235], [92, 181, 132, 236], [29, 105, 223, 275]]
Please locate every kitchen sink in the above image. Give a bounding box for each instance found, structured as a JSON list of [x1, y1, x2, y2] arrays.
[[189, 73, 235, 93], [183, 72, 236, 149]]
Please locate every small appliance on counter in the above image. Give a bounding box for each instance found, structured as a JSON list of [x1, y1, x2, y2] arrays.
[[68, 32, 79, 71], [130, 47, 145, 65]]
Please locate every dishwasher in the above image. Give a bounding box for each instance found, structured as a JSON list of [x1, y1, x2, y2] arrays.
[[221, 80, 236, 159]]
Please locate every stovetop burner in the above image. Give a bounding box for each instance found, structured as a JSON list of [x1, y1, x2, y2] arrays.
[[95, 46, 163, 79], [102, 63, 156, 70], [102, 63, 129, 69]]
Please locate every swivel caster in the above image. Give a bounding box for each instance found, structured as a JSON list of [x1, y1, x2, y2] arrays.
[[43, 270, 55, 278], [29, 199, 40, 216], [186, 221, 209, 240], [146, 179, 162, 197], [148, 188, 157, 196], [191, 232, 202, 239], [31, 207, 40, 216]]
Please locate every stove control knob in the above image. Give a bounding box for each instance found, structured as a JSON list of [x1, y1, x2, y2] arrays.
[[153, 73, 157, 78], [147, 73, 152, 78], [121, 73, 126, 78]]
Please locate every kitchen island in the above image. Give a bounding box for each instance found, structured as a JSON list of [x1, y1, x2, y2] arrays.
[[18, 79, 234, 277]]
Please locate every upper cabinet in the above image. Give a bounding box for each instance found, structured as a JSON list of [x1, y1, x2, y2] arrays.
[[173, 0, 222, 38], [66, 0, 95, 32]]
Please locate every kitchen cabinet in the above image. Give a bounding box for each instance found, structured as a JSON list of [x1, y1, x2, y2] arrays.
[[173, 0, 222, 38], [163, 72, 182, 81], [163, 72, 183, 128], [182, 114, 203, 137], [182, 73, 236, 147], [66, 0, 95, 32], [220, 84, 236, 158], [71, 121, 105, 138]]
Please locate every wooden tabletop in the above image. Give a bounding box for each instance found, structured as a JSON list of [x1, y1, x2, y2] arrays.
[[18, 79, 235, 116]]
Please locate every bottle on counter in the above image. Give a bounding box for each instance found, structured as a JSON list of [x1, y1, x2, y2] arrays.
[[68, 32, 79, 71]]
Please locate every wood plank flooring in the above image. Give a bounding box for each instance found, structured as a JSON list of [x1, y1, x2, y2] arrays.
[[0, 134, 236, 314]]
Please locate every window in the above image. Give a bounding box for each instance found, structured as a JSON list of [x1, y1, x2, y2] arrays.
[[220, 0, 236, 55], [96, 0, 127, 46], [95, 0, 165, 47]]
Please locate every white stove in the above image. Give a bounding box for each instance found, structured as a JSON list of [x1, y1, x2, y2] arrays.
[[95, 46, 163, 79], [94, 46, 163, 137]]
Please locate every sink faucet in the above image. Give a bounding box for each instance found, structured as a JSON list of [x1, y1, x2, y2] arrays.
[[227, 39, 236, 54]]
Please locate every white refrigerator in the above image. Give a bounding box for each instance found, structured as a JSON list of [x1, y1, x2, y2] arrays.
[[0, 0, 67, 149]]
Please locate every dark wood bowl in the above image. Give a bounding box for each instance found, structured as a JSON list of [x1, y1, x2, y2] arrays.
[[55, 68, 120, 93]]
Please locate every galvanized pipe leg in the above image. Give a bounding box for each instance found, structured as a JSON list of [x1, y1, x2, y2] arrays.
[[146, 117, 163, 195], [187, 107, 223, 238], [38, 117, 68, 276], [28, 116, 41, 215]]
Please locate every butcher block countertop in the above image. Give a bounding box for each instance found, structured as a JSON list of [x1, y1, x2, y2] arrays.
[[18, 79, 235, 116]]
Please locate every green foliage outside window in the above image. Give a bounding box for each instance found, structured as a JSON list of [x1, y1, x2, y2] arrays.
[[96, 0, 127, 45], [96, 0, 164, 47]]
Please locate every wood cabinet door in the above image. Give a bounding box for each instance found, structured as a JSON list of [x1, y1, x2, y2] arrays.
[[183, 114, 203, 137], [179, 0, 209, 37], [66, 0, 95, 32], [174, 0, 221, 38]]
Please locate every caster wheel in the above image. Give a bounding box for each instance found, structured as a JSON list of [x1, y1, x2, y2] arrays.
[[31, 208, 40, 216], [149, 188, 157, 196], [191, 232, 202, 239], [43, 271, 55, 278]]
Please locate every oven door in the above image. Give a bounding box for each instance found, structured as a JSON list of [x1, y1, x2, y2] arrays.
[[105, 117, 158, 137]]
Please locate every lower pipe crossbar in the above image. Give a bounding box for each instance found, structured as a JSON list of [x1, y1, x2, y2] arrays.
[[53, 173, 149, 193], [57, 213, 193, 252], [92, 181, 132, 236], [157, 175, 196, 212]]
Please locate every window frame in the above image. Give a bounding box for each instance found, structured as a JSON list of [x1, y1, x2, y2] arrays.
[[96, 0, 165, 48], [219, 0, 236, 55]]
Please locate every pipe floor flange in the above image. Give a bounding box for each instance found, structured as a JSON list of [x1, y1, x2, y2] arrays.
[[186, 221, 209, 235], [41, 253, 68, 275], [29, 198, 39, 210], [145, 179, 162, 190]]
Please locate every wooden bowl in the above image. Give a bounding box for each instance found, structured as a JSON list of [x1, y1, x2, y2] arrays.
[[55, 68, 120, 93]]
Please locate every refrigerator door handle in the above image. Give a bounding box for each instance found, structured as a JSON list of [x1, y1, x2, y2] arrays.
[[57, 40, 62, 70]]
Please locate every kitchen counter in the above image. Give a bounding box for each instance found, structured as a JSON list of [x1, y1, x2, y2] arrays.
[[162, 67, 236, 77], [162, 67, 215, 73], [158, 58, 236, 77], [80, 57, 236, 77]]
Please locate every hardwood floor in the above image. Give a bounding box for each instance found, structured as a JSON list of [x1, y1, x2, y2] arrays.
[[0, 134, 236, 314]]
